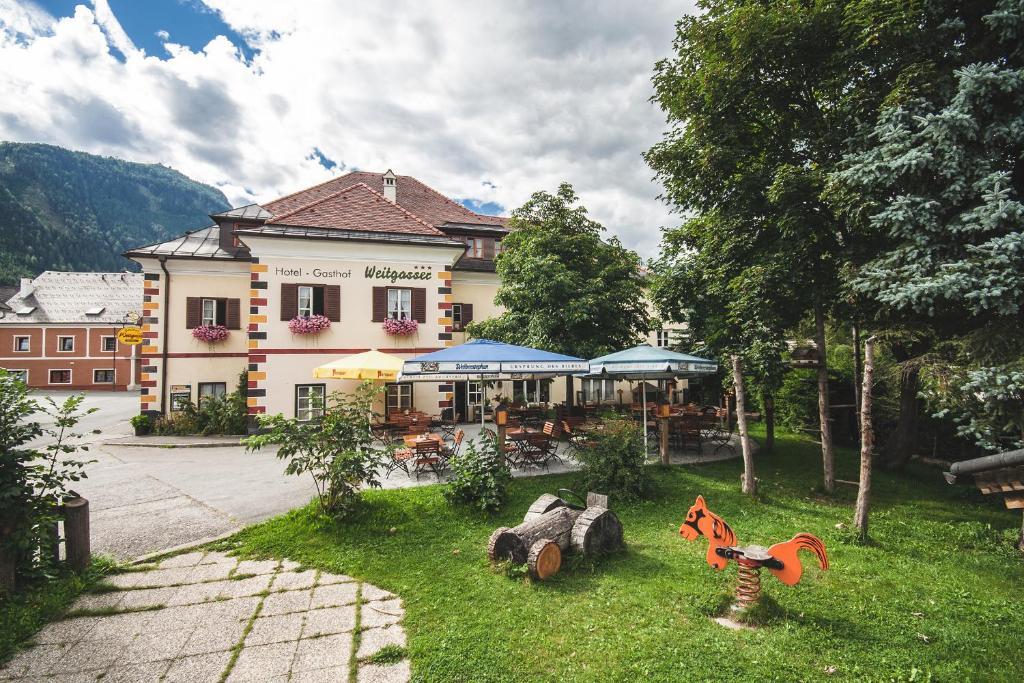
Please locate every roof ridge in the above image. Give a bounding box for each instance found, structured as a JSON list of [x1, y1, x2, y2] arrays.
[[272, 182, 443, 235], [400, 174, 501, 224], [262, 170, 364, 211]]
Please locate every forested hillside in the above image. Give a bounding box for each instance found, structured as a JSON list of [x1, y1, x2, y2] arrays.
[[0, 142, 229, 283]]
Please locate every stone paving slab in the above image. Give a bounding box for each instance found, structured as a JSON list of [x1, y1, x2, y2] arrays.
[[0, 551, 409, 682]]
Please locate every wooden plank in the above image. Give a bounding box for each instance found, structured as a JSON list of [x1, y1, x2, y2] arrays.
[[1004, 493, 1024, 510]]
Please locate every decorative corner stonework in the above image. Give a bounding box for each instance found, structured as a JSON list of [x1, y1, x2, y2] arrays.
[[139, 272, 161, 411], [247, 259, 268, 416]]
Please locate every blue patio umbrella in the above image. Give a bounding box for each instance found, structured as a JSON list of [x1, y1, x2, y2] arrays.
[[587, 344, 718, 452], [400, 339, 589, 426]]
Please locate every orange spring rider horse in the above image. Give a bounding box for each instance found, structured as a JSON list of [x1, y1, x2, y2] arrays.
[[679, 495, 829, 609]]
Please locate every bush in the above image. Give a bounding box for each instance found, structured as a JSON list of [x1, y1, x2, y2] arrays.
[[443, 432, 512, 513], [244, 382, 382, 518], [0, 370, 94, 592], [152, 371, 248, 436], [573, 416, 650, 500]]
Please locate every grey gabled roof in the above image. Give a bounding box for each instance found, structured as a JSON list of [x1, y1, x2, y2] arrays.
[[123, 226, 244, 260], [234, 224, 465, 248], [0, 272, 143, 324], [211, 204, 272, 221]]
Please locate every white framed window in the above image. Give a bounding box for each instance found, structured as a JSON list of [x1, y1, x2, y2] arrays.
[[296, 384, 326, 421], [387, 288, 412, 320], [58, 336, 74, 352], [467, 381, 483, 407], [13, 336, 29, 352], [198, 382, 227, 405], [101, 336, 116, 352], [4, 369, 27, 383], [451, 303, 462, 329], [511, 380, 549, 404], [495, 240, 504, 256], [584, 379, 616, 403], [297, 286, 314, 318], [385, 383, 413, 415], [201, 298, 218, 326], [656, 329, 672, 348], [466, 237, 483, 259], [49, 369, 71, 384], [93, 369, 115, 384]]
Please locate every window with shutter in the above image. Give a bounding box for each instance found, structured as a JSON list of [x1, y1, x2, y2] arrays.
[[281, 283, 299, 320], [372, 287, 388, 322], [226, 299, 241, 329], [324, 285, 341, 322], [411, 288, 426, 323], [186, 297, 202, 329]]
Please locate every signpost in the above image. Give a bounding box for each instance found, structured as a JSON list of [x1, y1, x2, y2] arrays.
[[110, 314, 142, 391]]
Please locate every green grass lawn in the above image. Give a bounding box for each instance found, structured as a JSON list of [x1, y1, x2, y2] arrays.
[[227, 429, 1024, 682]]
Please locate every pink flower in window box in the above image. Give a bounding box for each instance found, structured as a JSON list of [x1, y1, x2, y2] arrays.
[[289, 315, 332, 335], [383, 318, 419, 336], [192, 325, 229, 343]]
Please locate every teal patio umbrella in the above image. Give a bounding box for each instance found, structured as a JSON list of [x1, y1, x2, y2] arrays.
[[588, 344, 718, 453]]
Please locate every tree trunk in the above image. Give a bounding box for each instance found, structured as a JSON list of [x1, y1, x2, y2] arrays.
[[565, 375, 574, 408], [763, 391, 775, 452], [815, 304, 835, 492], [881, 364, 920, 470], [854, 337, 875, 542], [732, 355, 756, 496], [852, 323, 862, 439]]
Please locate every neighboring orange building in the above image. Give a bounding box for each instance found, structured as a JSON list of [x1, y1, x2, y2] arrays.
[[0, 272, 143, 390]]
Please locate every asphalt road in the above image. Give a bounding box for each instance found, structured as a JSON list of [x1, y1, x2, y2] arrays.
[[29, 391, 317, 562]]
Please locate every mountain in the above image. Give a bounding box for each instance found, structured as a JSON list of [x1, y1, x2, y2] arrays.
[[0, 142, 230, 284]]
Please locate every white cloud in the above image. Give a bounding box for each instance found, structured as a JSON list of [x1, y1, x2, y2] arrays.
[[0, 0, 695, 257]]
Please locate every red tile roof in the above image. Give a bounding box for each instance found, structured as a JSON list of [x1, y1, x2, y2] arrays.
[[263, 171, 507, 231], [271, 183, 445, 236]]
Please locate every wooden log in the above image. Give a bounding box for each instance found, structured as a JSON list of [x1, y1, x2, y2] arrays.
[[570, 507, 624, 557], [523, 494, 566, 522], [527, 538, 561, 580], [488, 506, 584, 565], [62, 497, 90, 572]]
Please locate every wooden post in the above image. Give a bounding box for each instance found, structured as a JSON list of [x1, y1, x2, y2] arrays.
[[854, 337, 875, 542], [496, 423, 507, 456], [732, 355, 756, 496], [658, 416, 670, 465], [62, 497, 90, 572]]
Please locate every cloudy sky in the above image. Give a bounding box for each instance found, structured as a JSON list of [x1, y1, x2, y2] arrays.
[[0, 0, 696, 257]]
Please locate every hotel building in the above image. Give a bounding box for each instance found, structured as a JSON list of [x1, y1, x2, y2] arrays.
[[124, 170, 686, 421]]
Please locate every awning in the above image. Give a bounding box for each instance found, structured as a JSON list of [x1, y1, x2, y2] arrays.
[[587, 344, 718, 380], [312, 350, 405, 381], [400, 338, 588, 381]]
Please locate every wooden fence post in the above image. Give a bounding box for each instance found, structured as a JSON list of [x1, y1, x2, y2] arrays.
[[658, 416, 670, 465], [62, 497, 90, 572]]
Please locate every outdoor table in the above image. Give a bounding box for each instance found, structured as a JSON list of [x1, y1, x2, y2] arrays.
[[402, 433, 444, 448]]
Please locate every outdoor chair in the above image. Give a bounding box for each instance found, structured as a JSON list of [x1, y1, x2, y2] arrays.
[[702, 415, 735, 455], [561, 419, 597, 455], [674, 414, 703, 453], [435, 409, 461, 439], [405, 422, 429, 437], [383, 445, 413, 477], [409, 439, 445, 480], [443, 429, 465, 463]]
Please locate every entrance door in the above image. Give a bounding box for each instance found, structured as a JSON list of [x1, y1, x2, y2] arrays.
[[454, 382, 467, 423]]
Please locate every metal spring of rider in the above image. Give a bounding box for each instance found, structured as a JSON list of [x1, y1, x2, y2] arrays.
[[734, 563, 762, 610]]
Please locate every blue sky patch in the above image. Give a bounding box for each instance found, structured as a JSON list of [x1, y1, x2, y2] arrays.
[[34, 0, 255, 62], [457, 198, 505, 216], [308, 148, 339, 171]]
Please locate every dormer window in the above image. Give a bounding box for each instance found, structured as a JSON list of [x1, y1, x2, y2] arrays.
[[466, 237, 484, 259], [383, 169, 397, 202]]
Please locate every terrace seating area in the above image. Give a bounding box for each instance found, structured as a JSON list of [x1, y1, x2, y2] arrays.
[[369, 401, 740, 484]]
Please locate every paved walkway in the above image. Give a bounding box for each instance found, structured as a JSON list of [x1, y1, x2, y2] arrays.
[[0, 551, 408, 683]]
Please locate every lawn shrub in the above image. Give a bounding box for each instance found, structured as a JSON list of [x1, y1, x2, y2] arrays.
[[245, 381, 381, 518], [443, 432, 512, 513], [573, 416, 650, 500], [0, 370, 95, 592]]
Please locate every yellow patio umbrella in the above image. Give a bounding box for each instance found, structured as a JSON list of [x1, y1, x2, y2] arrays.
[[312, 350, 405, 381]]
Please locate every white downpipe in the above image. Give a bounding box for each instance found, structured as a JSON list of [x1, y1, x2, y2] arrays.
[[480, 374, 486, 428], [642, 376, 648, 454], [128, 343, 138, 390]]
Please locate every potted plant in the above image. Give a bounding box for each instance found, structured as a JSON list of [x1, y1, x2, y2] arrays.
[[382, 318, 418, 336], [130, 413, 152, 437], [192, 325, 229, 343], [289, 315, 332, 335]]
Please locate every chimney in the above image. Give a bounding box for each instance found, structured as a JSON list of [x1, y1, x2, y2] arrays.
[[383, 169, 397, 203], [19, 277, 34, 299]]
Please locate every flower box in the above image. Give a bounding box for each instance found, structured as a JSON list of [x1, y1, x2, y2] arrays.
[[289, 315, 332, 335], [192, 325, 229, 343], [383, 318, 419, 336]]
